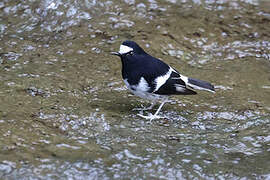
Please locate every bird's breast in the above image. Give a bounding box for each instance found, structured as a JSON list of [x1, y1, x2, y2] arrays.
[[124, 77, 151, 92], [123, 78, 165, 101]]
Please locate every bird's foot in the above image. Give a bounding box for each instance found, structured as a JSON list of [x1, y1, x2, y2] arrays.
[[137, 113, 162, 122]]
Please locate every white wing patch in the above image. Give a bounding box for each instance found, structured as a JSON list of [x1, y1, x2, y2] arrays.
[[179, 74, 188, 84], [175, 84, 186, 92], [119, 45, 133, 54], [153, 67, 173, 92]]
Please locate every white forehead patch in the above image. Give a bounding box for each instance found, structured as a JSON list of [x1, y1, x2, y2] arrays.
[[119, 45, 133, 54]]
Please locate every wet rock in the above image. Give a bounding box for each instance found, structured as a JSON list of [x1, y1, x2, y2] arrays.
[[26, 87, 47, 97]]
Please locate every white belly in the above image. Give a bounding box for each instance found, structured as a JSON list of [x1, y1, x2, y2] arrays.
[[123, 78, 167, 101]]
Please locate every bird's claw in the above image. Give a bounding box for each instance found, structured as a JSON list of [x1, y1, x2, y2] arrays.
[[137, 113, 162, 122]]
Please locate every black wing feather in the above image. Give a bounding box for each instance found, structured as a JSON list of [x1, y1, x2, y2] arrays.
[[154, 71, 197, 95]]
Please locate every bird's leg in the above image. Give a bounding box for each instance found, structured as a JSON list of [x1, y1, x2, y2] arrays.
[[133, 101, 156, 111], [146, 101, 156, 110], [153, 99, 167, 117], [137, 98, 168, 122]]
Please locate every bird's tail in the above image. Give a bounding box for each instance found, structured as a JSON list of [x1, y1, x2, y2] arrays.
[[187, 77, 215, 93]]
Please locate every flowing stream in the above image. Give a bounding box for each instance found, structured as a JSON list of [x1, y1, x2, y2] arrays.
[[0, 0, 270, 179]]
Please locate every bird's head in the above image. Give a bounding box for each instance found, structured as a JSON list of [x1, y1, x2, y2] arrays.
[[111, 40, 146, 57]]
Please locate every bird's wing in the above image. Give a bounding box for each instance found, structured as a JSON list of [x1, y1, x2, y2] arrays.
[[124, 53, 214, 95], [127, 54, 196, 95], [125, 54, 170, 92], [153, 67, 197, 95]]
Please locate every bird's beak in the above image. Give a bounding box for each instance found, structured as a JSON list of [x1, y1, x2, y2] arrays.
[[110, 52, 121, 57]]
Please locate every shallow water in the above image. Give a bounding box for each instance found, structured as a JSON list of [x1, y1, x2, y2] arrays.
[[0, 0, 270, 179]]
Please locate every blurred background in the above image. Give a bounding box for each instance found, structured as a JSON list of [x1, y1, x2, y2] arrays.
[[0, 0, 269, 179]]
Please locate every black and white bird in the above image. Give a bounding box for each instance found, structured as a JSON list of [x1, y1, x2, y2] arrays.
[[111, 40, 215, 120]]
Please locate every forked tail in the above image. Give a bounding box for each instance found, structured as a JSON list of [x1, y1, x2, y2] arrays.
[[187, 77, 215, 93]]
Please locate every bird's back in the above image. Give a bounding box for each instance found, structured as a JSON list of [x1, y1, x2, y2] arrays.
[[121, 53, 170, 91]]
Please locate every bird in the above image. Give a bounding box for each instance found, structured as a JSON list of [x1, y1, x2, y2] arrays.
[[111, 40, 215, 121]]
